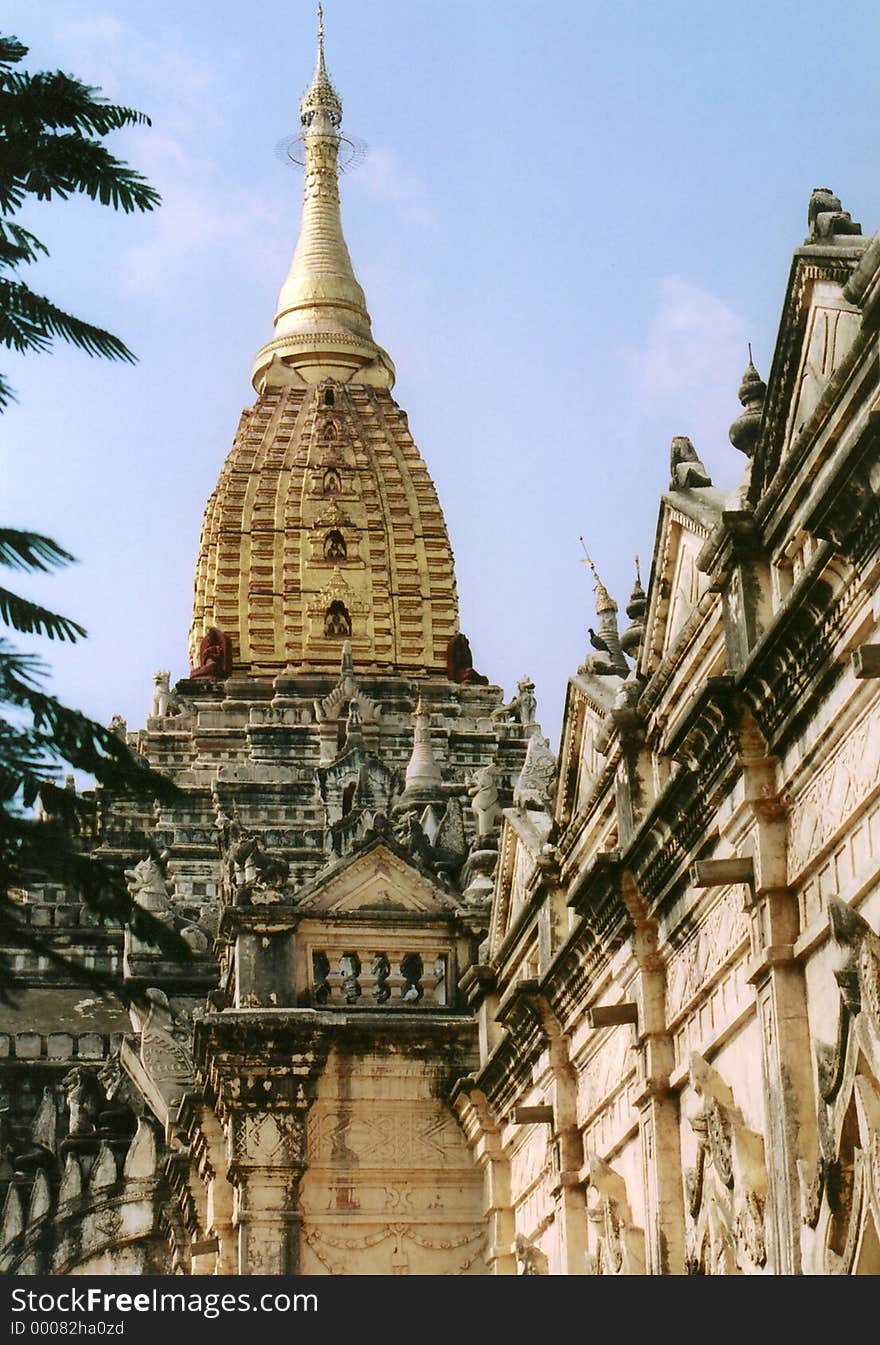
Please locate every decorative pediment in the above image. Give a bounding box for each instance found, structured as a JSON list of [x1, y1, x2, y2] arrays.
[[306, 567, 369, 617], [641, 488, 726, 672], [488, 809, 553, 957], [756, 227, 868, 493], [295, 842, 459, 915]]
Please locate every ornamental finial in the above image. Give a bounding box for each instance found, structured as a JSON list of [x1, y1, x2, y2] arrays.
[[579, 538, 616, 614], [301, 1, 342, 128]]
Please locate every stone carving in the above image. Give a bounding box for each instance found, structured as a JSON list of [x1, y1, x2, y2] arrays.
[[232, 1113, 305, 1169], [665, 886, 749, 1021], [125, 856, 173, 914], [729, 356, 766, 460], [684, 1053, 768, 1274], [231, 831, 290, 900], [372, 953, 391, 1003], [430, 798, 467, 876], [586, 1151, 646, 1275], [492, 675, 537, 727], [324, 601, 351, 637], [788, 711, 880, 881], [189, 626, 233, 680], [513, 1233, 548, 1275], [619, 561, 646, 657], [800, 898, 880, 1272], [108, 713, 127, 739], [806, 187, 862, 243], [579, 557, 630, 677], [61, 1067, 100, 1138], [309, 570, 368, 624], [469, 764, 500, 839], [313, 951, 331, 1005], [139, 988, 196, 1112], [670, 436, 713, 489], [324, 530, 347, 561], [125, 855, 209, 952], [445, 632, 489, 686], [308, 1109, 463, 1168], [340, 952, 362, 1003], [151, 671, 182, 718], [514, 734, 556, 812], [15, 1087, 59, 1170]]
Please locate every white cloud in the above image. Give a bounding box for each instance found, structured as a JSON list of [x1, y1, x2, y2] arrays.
[[352, 145, 437, 231], [45, 12, 286, 295], [633, 276, 749, 401], [627, 276, 751, 475]]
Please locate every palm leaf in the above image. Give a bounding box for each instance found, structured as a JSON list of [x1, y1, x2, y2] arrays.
[[0, 276, 135, 360], [0, 586, 87, 639], [0, 528, 75, 571]]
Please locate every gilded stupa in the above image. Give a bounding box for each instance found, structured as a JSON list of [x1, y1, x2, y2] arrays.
[[190, 12, 458, 677], [0, 13, 538, 1277]]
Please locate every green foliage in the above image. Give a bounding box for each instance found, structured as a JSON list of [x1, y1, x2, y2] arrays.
[[0, 34, 187, 998], [0, 33, 160, 407]]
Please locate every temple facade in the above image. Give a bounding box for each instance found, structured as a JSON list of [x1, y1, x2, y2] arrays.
[[1, 27, 879, 1277]]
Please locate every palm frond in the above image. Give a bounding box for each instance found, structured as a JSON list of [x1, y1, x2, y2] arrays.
[[0, 586, 87, 639], [0, 220, 48, 269], [0, 528, 76, 571], [0, 276, 136, 360]]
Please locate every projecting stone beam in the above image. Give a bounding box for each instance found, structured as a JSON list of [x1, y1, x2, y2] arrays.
[[852, 645, 880, 678], [586, 1003, 639, 1028], [690, 857, 754, 888], [513, 1105, 554, 1125]]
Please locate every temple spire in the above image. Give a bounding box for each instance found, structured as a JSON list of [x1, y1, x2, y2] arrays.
[[252, 6, 394, 391]]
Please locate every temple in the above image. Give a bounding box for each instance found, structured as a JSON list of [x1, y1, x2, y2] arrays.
[[2, 18, 880, 1276]]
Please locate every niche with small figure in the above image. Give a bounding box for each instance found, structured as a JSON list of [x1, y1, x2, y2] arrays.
[[324, 601, 351, 638], [324, 530, 347, 561], [323, 468, 341, 495]]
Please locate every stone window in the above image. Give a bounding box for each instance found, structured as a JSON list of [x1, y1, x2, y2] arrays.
[[324, 601, 351, 638], [324, 529, 347, 561], [323, 388, 335, 407]]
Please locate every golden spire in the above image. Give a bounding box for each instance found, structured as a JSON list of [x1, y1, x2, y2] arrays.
[[252, 5, 394, 390], [579, 539, 617, 614]]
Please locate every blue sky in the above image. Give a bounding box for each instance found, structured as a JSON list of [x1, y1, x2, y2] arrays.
[[3, 0, 879, 753]]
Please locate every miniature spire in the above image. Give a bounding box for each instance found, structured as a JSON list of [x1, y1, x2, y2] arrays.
[[339, 638, 356, 696], [343, 698, 365, 751], [620, 556, 647, 657], [252, 6, 394, 390], [403, 695, 443, 796], [579, 541, 628, 676], [580, 540, 617, 614], [728, 346, 766, 459]]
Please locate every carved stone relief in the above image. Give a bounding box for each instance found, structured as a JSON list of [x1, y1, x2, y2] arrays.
[[800, 898, 880, 1274], [666, 888, 750, 1023], [684, 1053, 768, 1274], [585, 1151, 646, 1275], [788, 715, 880, 882]]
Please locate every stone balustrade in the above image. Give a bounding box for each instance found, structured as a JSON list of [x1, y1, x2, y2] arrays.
[[309, 947, 449, 1008]]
